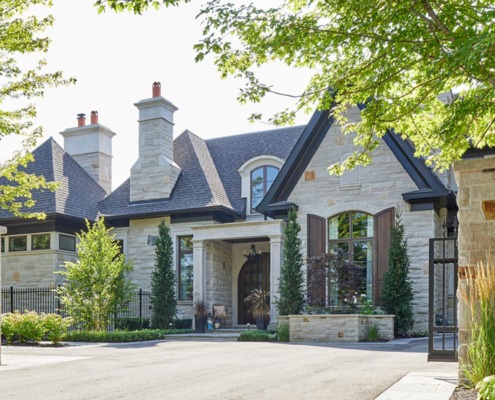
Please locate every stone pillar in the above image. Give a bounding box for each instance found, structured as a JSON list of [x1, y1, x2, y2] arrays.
[[0, 225, 7, 365], [268, 235, 283, 328], [192, 239, 206, 303], [453, 157, 495, 383]]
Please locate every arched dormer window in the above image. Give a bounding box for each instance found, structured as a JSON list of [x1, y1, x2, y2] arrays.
[[251, 165, 279, 212], [238, 155, 284, 215]]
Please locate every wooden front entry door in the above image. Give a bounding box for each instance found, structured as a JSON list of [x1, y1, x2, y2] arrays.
[[238, 254, 270, 325]]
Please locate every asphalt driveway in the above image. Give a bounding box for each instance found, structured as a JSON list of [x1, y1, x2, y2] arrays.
[[0, 338, 457, 400]]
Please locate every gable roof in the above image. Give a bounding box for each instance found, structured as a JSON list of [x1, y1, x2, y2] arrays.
[[0, 138, 107, 222], [98, 126, 303, 221], [256, 106, 457, 218]]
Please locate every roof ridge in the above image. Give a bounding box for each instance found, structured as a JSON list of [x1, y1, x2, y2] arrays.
[[186, 131, 233, 209]]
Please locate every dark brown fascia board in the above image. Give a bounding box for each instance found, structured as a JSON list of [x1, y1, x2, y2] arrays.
[[101, 205, 242, 225]]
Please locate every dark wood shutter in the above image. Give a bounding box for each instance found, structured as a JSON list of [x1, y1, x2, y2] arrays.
[[374, 207, 395, 305], [307, 214, 326, 257]]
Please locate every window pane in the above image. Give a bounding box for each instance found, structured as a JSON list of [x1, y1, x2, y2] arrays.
[[251, 195, 263, 210], [352, 212, 373, 238], [329, 213, 350, 239], [9, 236, 27, 252], [178, 236, 193, 301], [353, 240, 373, 297], [266, 166, 279, 184], [180, 237, 193, 251], [32, 234, 50, 250], [60, 235, 76, 252], [1, 237, 4, 253]]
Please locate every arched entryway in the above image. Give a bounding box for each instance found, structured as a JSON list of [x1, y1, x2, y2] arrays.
[[238, 253, 270, 325]]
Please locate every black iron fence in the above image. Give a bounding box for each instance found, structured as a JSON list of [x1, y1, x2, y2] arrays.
[[1, 287, 151, 320]]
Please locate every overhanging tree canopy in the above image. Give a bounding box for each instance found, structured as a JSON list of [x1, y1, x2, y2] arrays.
[[97, 0, 495, 171], [0, 0, 73, 218]]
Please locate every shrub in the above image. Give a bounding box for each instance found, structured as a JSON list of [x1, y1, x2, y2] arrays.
[[174, 319, 192, 330], [459, 262, 495, 387], [16, 311, 45, 343], [476, 375, 495, 400], [115, 318, 150, 331], [41, 314, 73, 344], [238, 330, 277, 342], [64, 328, 193, 343], [1, 312, 22, 344]]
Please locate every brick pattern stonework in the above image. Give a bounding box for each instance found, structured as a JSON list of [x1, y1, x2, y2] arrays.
[[1, 250, 76, 288], [453, 157, 495, 382], [286, 314, 394, 342]]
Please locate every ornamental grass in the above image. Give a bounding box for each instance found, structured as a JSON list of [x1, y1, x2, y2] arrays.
[[459, 262, 495, 387]]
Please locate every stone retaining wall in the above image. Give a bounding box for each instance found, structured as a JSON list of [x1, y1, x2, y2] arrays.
[[285, 314, 394, 342]]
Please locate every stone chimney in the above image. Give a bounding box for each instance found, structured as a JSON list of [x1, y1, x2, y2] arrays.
[[130, 82, 181, 202], [60, 111, 116, 194]]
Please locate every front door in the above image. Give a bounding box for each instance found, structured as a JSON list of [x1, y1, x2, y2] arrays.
[[238, 253, 270, 325]]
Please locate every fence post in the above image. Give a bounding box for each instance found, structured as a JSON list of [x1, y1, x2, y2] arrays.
[[10, 286, 13, 313], [139, 288, 143, 319], [57, 285, 61, 315]]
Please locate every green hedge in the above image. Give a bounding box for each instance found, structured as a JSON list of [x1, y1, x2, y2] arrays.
[[1, 311, 72, 345], [238, 330, 277, 342], [65, 328, 194, 343]]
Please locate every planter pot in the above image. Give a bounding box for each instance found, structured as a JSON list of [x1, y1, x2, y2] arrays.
[[194, 316, 207, 333], [256, 317, 269, 330]]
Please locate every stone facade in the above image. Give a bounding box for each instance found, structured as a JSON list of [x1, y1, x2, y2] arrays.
[[286, 314, 394, 342], [287, 106, 443, 331], [1, 232, 77, 288], [453, 157, 495, 381]]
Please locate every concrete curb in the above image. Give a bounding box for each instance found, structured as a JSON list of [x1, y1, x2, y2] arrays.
[[375, 372, 457, 400]]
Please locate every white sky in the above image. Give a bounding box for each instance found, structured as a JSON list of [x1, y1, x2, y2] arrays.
[[1, 0, 312, 190]]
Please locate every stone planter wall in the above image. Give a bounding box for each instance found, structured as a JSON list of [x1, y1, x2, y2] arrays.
[[284, 314, 394, 342]]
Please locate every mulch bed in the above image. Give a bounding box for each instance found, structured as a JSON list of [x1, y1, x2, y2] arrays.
[[450, 386, 478, 400]]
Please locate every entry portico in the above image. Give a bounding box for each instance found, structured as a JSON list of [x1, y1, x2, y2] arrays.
[[192, 220, 284, 327]]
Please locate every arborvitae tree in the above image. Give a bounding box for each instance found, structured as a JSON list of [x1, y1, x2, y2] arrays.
[[57, 218, 135, 331], [276, 209, 305, 315], [381, 215, 414, 336], [151, 221, 177, 328]]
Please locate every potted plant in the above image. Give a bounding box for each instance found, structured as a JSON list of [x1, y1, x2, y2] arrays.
[[244, 289, 270, 330], [194, 296, 208, 333]]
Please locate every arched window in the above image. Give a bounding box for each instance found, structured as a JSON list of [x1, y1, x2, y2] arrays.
[[251, 166, 279, 212], [328, 211, 374, 302]]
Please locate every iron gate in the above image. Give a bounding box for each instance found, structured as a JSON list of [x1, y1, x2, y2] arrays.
[[428, 231, 458, 362]]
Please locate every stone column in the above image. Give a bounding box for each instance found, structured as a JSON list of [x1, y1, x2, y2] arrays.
[[453, 157, 495, 383], [268, 235, 283, 328], [0, 225, 7, 365], [192, 239, 206, 303]]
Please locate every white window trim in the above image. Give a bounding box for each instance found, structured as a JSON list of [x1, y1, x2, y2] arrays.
[[238, 155, 284, 215]]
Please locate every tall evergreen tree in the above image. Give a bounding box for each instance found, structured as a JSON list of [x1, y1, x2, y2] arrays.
[[151, 221, 177, 328], [276, 210, 305, 315], [381, 215, 414, 336]]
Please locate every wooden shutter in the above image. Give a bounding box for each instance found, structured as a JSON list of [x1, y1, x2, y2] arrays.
[[374, 207, 395, 305], [307, 214, 326, 257]]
